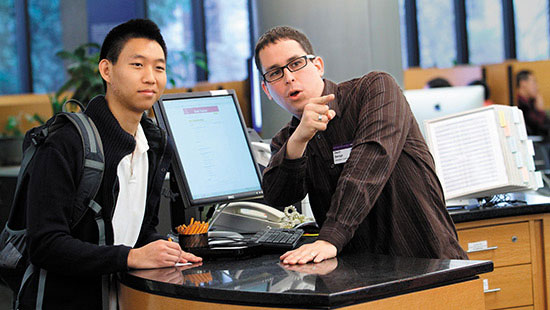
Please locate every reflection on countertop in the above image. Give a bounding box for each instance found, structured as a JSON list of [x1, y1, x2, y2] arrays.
[[120, 251, 492, 309]]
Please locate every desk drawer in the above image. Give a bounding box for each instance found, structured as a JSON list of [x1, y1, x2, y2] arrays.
[[481, 264, 533, 309], [457, 222, 530, 267]]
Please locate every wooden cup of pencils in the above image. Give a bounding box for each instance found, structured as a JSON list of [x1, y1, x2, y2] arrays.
[[175, 218, 209, 249]]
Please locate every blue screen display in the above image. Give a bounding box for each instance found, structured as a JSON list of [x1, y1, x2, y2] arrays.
[[162, 94, 262, 201]]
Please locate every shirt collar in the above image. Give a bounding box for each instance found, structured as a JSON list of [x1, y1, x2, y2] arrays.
[[134, 123, 149, 155]]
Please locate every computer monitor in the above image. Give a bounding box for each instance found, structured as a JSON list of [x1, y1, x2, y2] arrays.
[[424, 105, 541, 201], [153, 90, 263, 208], [403, 85, 485, 137]]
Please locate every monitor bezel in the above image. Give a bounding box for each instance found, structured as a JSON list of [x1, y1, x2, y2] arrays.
[[403, 85, 485, 137], [154, 90, 264, 208]]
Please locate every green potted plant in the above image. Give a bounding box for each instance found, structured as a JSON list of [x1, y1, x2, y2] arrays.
[[50, 42, 103, 112], [0, 113, 35, 165], [0, 43, 102, 166]]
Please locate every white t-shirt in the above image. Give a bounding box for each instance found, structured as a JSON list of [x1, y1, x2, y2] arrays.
[[112, 123, 149, 247], [110, 124, 149, 310]]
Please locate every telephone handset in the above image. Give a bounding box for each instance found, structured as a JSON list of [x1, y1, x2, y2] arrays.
[[211, 201, 286, 233], [223, 201, 285, 223]]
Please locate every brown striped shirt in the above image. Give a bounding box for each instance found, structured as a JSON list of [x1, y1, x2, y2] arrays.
[[262, 72, 468, 259]]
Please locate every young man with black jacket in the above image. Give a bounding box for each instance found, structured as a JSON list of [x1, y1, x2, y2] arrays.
[[18, 19, 201, 309]]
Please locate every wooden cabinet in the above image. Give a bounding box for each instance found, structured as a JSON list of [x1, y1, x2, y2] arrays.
[[456, 214, 550, 310], [481, 264, 533, 309], [458, 222, 531, 267], [120, 278, 486, 310]]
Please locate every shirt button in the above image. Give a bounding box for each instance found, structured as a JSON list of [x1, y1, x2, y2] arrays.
[[330, 163, 335, 169], [316, 134, 321, 139]]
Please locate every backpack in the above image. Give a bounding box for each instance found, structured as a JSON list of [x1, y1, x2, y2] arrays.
[[0, 100, 107, 309]]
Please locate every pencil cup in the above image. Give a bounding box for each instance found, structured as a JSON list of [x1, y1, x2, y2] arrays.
[[179, 233, 208, 250]]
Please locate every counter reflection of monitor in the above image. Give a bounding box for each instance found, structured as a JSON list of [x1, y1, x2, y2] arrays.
[[153, 90, 263, 208], [403, 85, 485, 137]]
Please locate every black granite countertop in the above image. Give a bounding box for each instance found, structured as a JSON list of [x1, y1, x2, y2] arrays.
[[450, 191, 550, 223], [119, 252, 492, 309]]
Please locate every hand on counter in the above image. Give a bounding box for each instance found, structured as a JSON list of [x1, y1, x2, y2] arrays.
[[132, 262, 202, 285], [280, 240, 337, 265], [128, 239, 202, 269], [281, 257, 338, 275]]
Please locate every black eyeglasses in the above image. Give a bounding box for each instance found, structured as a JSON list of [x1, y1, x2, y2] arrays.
[[262, 55, 316, 83]]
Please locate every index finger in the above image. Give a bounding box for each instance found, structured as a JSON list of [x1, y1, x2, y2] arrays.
[[181, 251, 203, 263], [280, 248, 298, 261], [309, 94, 335, 105], [165, 239, 183, 251]]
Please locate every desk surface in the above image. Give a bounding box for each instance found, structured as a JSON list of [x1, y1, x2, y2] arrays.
[[450, 191, 550, 223], [118, 252, 492, 309]]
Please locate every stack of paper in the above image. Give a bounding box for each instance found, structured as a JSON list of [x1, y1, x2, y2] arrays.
[[424, 105, 543, 200]]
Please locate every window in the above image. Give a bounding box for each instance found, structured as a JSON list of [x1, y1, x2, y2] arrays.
[[0, 0, 20, 95], [466, 0, 505, 65], [514, 0, 550, 61], [28, 0, 64, 93], [401, 0, 550, 68], [148, 0, 197, 87], [398, 0, 408, 68], [204, 0, 250, 83], [0, 0, 254, 95], [416, 0, 456, 68], [148, 0, 251, 87]]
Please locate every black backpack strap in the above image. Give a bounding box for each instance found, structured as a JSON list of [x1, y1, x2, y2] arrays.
[[10, 111, 108, 310], [58, 113, 109, 310], [7, 115, 60, 223], [57, 113, 105, 228]]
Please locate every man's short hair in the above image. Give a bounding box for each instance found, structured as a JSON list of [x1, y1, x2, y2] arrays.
[[426, 77, 452, 88], [516, 70, 533, 88], [468, 79, 490, 100], [254, 26, 314, 72], [99, 19, 167, 90]]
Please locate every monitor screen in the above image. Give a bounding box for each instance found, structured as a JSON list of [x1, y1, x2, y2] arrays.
[[154, 90, 263, 208], [403, 85, 485, 137], [424, 105, 541, 200]]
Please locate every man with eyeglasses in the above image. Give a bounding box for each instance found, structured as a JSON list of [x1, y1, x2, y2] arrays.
[[255, 26, 467, 265]]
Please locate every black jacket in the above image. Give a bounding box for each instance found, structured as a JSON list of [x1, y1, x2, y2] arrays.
[[19, 96, 171, 309]]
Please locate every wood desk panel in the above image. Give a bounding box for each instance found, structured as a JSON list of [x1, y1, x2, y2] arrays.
[[119, 278, 485, 310], [455, 210, 550, 310], [457, 221, 531, 267], [480, 264, 533, 309]]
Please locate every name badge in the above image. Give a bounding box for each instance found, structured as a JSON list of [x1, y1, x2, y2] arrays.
[[333, 143, 352, 164]]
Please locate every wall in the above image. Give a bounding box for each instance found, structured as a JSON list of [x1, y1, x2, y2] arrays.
[[254, 0, 403, 138], [60, 0, 88, 51]]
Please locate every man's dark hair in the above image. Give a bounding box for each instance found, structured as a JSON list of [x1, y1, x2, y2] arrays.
[[516, 70, 533, 88], [426, 77, 452, 88], [468, 79, 490, 100], [99, 19, 167, 90], [254, 26, 314, 72]]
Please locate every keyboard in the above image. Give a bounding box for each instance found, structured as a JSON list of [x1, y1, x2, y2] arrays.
[[249, 228, 304, 250]]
